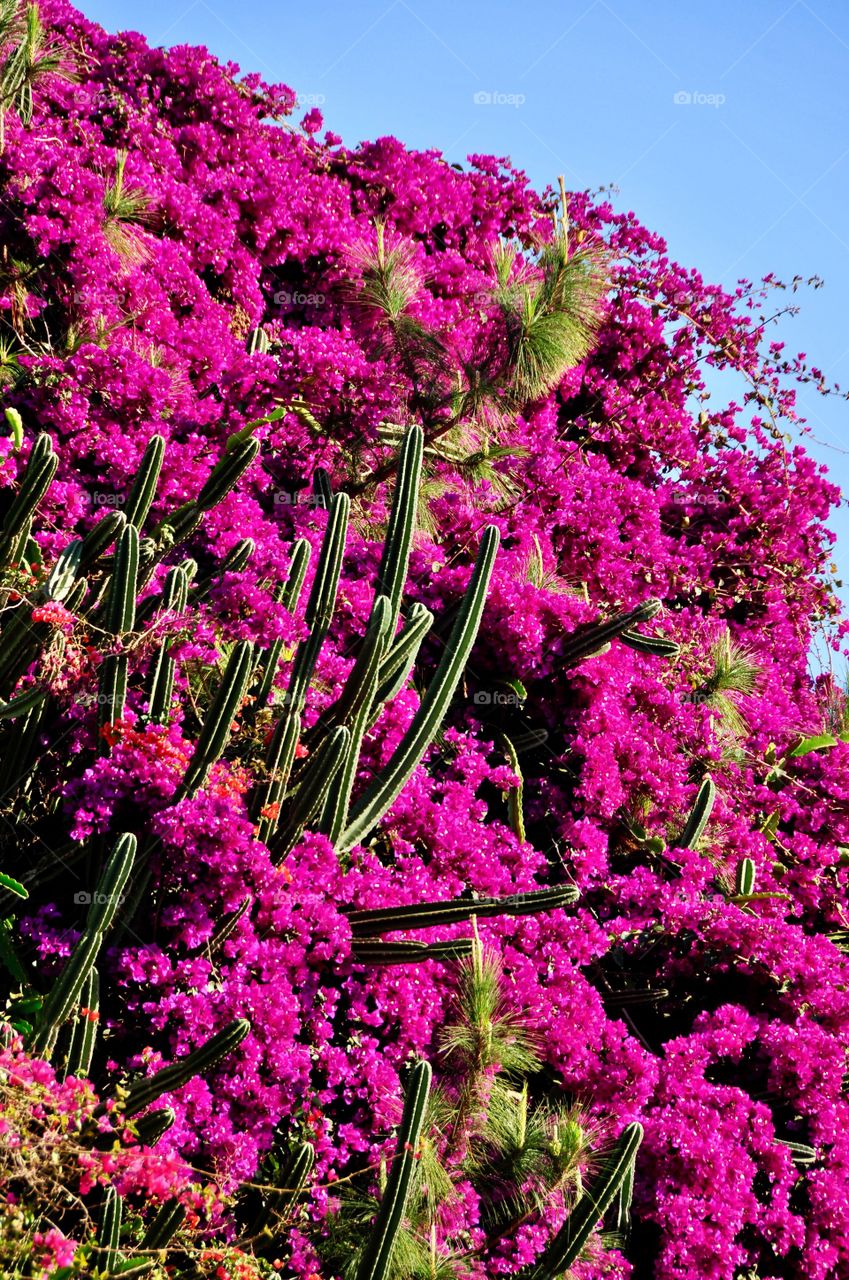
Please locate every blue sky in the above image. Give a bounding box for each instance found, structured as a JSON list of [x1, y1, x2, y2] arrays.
[[86, 0, 849, 598]]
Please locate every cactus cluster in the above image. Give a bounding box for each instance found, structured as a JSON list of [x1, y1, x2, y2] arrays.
[[0, 417, 646, 1278]]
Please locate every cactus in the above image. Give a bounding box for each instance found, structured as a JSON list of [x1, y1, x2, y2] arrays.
[[97, 523, 140, 738], [269, 724, 350, 862], [177, 640, 254, 798], [735, 856, 756, 897], [776, 1138, 816, 1166], [246, 326, 271, 355], [0, 432, 57, 566], [350, 938, 474, 965], [613, 1155, 635, 1233], [98, 1185, 123, 1272], [677, 774, 716, 849], [140, 1197, 187, 1250], [43, 538, 82, 602], [0, 684, 45, 720], [502, 735, 526, 842], [285, 491, 350, 715], [150, 432, 259, 556], [344, 885, 578, 936], [123, 435, 165, 530], [561, 599, 662, 666], [144, 565, 191, 724], [189, 537, 254, 603], [253, 537, 311, 709], [118, 1017, 250, 1118], [134, 1107, 176, 1148], [375, 423, 423, 630], [519, 1122, 644, 1279], [619, 629, 680, 659], [355, 1059, 432, 1280], [253, 708, 302, 843], [79, 509, 126, 569], [340, 524, 499, 851], [30, 833, 136, 1057], [316, 597, 393, 844], [64, 968, 99, 1080], [248, 1140, 315, 1240], [370, 601, 433, 713]]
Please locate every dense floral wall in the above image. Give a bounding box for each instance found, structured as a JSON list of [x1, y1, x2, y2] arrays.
[[1, 2, 848, 1276]]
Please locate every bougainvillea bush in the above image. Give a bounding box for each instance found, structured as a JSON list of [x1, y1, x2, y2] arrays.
[[0, 1, 848, 1276]]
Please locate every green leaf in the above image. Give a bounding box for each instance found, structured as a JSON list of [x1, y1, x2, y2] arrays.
[[789, 734, 838, 758], [0, 871, 27, 898]]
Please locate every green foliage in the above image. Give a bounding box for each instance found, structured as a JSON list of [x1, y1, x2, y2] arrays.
[[319, 943, 625, 1280], [519, 1122, 644, 1279], [692, 628, 761, 735]]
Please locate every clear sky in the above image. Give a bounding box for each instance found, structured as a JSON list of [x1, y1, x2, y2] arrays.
[[84, 0, 849, 597]]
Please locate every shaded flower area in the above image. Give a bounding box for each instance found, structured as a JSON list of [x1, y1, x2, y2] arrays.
[[0, 2, 847, 1277]]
